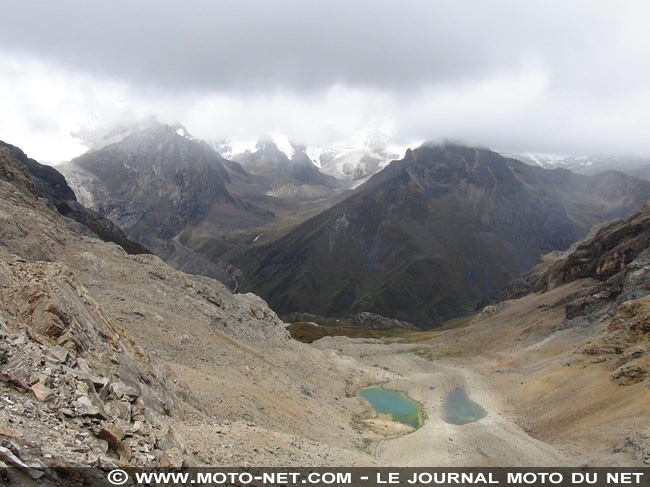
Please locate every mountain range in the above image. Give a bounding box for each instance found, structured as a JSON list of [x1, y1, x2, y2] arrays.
[[508, 153, 650, 181], [60, 125, 357, 286], [236, 144, 650, 327], [232, 138, 341, 200], [57, 125, 650, 327], [1, 134, 648, 470]]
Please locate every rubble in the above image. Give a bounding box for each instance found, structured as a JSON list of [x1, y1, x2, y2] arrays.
[[31, 383, 54, 402]]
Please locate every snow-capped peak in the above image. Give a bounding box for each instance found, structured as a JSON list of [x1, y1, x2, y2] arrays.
[[305, 133, 409, 184], [269, 134, 295, 160]]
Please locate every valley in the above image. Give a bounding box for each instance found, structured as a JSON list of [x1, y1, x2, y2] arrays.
[[3, 1, 650, 476], [58, 127, 650, 329], [1, 136, 648, 477], [308, 270, 648, 467]]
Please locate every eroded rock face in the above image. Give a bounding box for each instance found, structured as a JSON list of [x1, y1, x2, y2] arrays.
[[529, 205, 650, 387], [543, 204, 650, 290], [578, 295, 650, 385]]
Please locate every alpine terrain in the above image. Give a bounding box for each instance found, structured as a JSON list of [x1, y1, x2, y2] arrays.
[[1, 140, 648, 479], [237, 144, 650, 327]]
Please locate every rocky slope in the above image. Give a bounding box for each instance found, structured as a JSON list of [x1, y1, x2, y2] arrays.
[[61, 125, 243, 235], [0, 142, 385, 476], [0, 144, 196, 475], [237, 144, 650, 328], [537, 203, 650, 391], [431, 203, 650, 465], [2, 139, 648, 472]]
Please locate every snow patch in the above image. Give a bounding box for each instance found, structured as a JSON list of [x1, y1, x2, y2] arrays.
[[175, 127, 194, 140], [271, 134, 295, 159]]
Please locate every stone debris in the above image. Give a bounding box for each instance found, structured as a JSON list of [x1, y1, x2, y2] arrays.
[[610, 364, 648, 386], [614, 430, 650, 465], [97, 423, 125, 450], [0, 144, 327, 473], [0, 427, 22, 439], [0, 252, 197, 472], [31, 382, 54, 402]]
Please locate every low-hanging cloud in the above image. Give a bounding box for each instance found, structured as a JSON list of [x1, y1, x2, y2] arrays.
[[1, 0, 649, 162]]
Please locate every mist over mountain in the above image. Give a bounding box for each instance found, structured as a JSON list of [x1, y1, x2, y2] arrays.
[[58, 123, 354, 286], [57, 123, 650, 327], [4, 0, 650, 471], [508, 153, 650, 181], [311, 136, 407, 189]]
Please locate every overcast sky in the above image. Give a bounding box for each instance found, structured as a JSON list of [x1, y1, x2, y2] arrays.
[[1, 0, 649, 162]]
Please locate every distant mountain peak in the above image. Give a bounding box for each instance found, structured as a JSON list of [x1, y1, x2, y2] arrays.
[[504, 152, 650, 181], [253, 136, 296, 161]]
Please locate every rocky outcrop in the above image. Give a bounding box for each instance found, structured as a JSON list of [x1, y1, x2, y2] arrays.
[[524, 205, 650, 387], [284, 311, 417, 330], [614, 429, 650, 465], [0, 141, 149, 255], [351, 312, 418, 330], [471, 303, 508, 323], [578, 295, 650, 386], [542, 202, 650, 289]]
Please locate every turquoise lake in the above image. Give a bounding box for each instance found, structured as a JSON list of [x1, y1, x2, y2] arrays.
[[442, 387, 487, 425], [359, 387, 422, 429]]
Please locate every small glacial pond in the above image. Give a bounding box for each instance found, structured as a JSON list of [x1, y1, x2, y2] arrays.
[[442, 387, 487, 425], [359, 387, 422, 429]]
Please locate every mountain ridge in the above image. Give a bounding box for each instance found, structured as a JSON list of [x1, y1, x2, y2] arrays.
[[0, 140, 149, 255], [236, 143, 650, 327]]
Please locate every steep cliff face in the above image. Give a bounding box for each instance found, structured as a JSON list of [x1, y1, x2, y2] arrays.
[[542, 202, 650, 289], [237, 144, 650, 327]]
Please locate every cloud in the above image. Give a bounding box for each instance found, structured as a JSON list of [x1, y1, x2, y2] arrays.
[[1, 0, 650, 161]]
